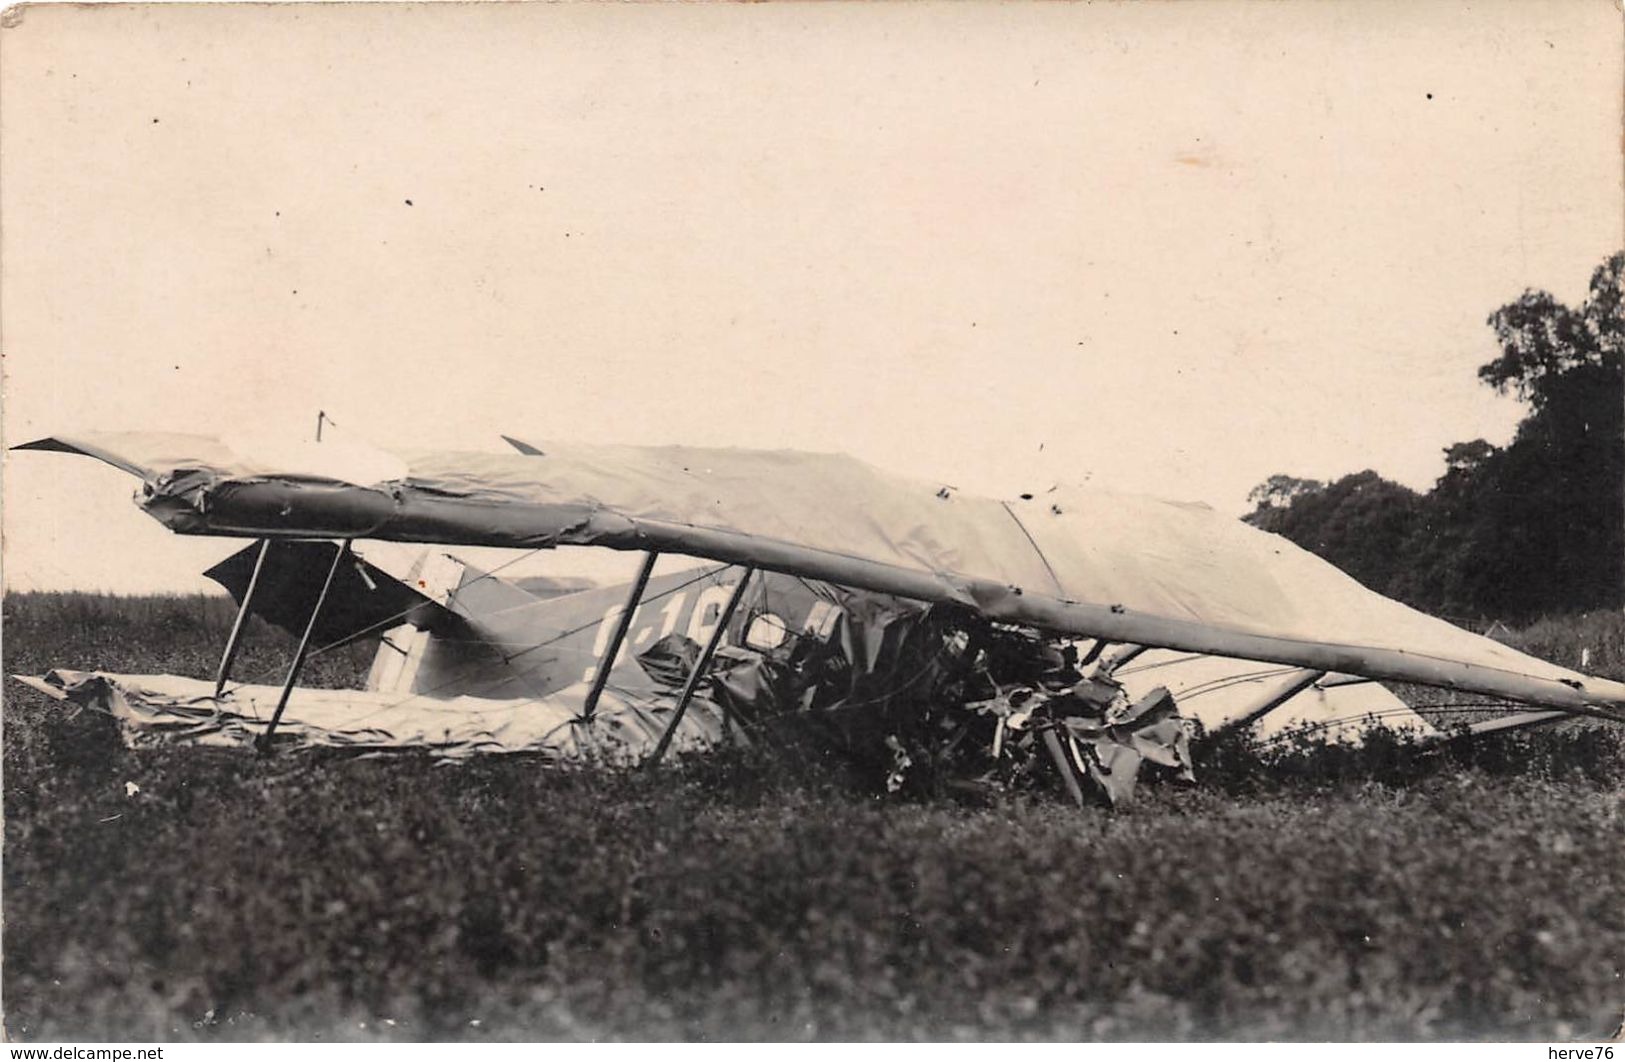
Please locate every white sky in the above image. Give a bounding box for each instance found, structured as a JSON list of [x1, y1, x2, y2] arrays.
[[2, 0, 1620, 594]]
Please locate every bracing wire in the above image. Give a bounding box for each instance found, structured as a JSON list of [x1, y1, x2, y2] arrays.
[[218, 544, 552, 694], [333, 564, 742, 720]]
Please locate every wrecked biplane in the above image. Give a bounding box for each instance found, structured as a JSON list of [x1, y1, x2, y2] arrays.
[[11, 431, 1624, 805]]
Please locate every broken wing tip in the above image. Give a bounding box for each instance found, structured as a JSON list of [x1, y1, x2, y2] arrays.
[[10, 437, 69, 453], [500, 435, 544, 456]]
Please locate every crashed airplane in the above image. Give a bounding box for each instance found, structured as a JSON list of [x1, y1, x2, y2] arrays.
[[12, 431, 1624, 806]]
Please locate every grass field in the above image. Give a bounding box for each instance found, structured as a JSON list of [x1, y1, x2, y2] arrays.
[[4, 592, 1623, 1041]]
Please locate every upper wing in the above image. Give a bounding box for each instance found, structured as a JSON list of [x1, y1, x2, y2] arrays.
[[15, 430, 1625, 714]]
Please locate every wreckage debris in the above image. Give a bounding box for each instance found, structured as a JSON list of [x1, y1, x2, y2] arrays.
[[10, 429, 1618, 809], [17, 589, 1291, 807]]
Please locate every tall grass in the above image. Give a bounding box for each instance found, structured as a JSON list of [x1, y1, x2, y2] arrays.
[[1495, 610, 1625, 679], [3, 593, 1622, 1041], [2, 590, 376, 688]]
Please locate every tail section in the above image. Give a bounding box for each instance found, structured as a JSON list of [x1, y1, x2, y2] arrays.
[[205, 541, 748, 702], [203, 540, 465, 651]]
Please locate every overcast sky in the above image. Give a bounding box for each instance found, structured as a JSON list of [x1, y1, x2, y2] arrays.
[[2, 0, 1620, 594]]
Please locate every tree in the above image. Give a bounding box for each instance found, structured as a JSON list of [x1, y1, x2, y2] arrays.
[[1440, 439, 1499, 480], [1245, 252, 1625, 622], [1245, 475, 1326, 517], [1481, 253, 1623, 410], [1468, 252, 1625, 618], [1244, 470, 1422, 600]]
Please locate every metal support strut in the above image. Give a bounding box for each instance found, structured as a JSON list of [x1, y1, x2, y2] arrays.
[[1093, 643, 1147, 679], [645, 566, 756, 769], [581, 551, 659, 720], [214, 538, 271, 698], [1041, 728, 1087, 809], [1220, 667, 1327, 734], [256, 540, 350, 753]]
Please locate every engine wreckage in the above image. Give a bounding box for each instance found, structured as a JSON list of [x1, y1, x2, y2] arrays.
[[12, 431, 1624, 807]]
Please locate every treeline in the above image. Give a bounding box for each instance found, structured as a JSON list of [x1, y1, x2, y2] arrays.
[[1244, 252, 1624, 626]]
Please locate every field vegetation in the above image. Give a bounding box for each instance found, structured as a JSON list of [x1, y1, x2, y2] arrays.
[[4, 591, 1623, 1041]]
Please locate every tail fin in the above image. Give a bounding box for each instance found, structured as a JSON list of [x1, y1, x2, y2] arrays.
[[205, 541, 475, 695], [205, 540, 606, 700], [203, 540, 464, 650]]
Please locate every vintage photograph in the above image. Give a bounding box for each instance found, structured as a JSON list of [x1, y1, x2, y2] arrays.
[[2, 0, 1621, 1043]]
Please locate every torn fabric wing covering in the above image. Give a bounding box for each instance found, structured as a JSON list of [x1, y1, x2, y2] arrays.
[[15, 671, 732, 761], [15, 431, 1624, 715]]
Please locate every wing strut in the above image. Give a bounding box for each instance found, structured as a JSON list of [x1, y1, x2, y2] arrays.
[[1040, 729, 1087, 809], [1094, 643, 1147, 677], [1214, 668, 1327, 733], [1452, 708, 1568, 739], [581, 551, 660, 720], [214, 538, 271, 698], [645, 566, 756, 769], [1316, 675, 1378, 689], [255, 540, 351, 753]]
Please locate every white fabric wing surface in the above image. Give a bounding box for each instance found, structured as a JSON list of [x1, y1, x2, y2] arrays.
[[15, 431, 1621, 712]]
